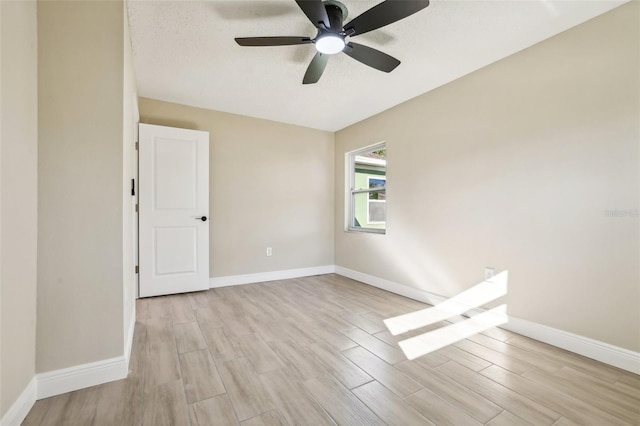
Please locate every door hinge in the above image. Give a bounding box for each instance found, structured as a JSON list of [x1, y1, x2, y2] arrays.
[[135, 204, 138, 213], [135, 265, 139, 274], [135, 142, 139, 150]]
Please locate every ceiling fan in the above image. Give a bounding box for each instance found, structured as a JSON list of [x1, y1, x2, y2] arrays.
[[234, 0, 430, 84]]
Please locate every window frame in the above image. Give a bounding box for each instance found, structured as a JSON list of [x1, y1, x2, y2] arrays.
[[346, 142, 386, 234]]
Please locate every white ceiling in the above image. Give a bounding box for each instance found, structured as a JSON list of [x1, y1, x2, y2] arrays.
[[128, 0, 626, 132]]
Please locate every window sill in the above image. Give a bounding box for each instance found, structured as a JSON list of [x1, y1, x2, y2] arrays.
[[346, 227, 386, 235]]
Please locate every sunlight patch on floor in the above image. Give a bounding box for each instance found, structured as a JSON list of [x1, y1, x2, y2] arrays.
[[398, 305, 508, 359], [386, 271, 508, 359], [384, 271, 508, 335]]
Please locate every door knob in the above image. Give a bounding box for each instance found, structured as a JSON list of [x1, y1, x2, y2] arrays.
[[196, 216, 207, 222]]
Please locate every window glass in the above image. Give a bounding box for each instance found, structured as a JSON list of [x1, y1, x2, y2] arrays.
[[348, 144, 386, 233]]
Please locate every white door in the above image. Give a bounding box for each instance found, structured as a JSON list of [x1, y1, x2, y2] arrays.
[[139, 123, 209, 297]]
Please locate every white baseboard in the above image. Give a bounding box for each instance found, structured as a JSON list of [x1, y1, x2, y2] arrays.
[[505, 316, 640, 375], [37, 355, 128, 400], [37, 308, 137, 400], [210, 265, 335, 288], [334, 265, 640, 375], [2, 311, 137, 424], [335, 265, 446, 306], [0, 377, 37, 426]]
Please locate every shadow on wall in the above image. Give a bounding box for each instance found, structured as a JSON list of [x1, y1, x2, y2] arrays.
[[385, 271, 509, 360]]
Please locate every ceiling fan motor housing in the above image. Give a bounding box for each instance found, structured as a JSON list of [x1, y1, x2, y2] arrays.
[[323, 0, 348, 31]]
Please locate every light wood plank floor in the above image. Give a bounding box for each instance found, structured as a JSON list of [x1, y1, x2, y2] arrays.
[[23, 274, 640, 425]]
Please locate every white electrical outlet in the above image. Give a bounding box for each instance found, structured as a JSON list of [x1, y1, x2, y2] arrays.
[[266, 247, 272, 256], [484, 267, 495, 280]]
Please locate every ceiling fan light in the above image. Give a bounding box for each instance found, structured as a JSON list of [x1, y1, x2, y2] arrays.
[[315, 35, 345, 54]]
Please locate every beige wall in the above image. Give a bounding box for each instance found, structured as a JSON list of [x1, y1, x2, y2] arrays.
[[335, 3, 639, 351], [0, 0, 38, 417], [139, 99, 335, 277], [37, 0, 125, 372]]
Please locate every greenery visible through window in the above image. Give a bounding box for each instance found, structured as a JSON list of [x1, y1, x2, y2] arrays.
[[347, 143, 386, 233]]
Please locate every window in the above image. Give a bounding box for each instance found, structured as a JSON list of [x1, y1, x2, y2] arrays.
[[347, 143, 386, 233]]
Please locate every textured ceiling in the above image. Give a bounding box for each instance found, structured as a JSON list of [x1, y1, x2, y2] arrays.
[[128, 0, 627, 132]]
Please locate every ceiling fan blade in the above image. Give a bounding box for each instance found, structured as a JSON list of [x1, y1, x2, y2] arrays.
[[344, 0, 429, 37], [235, 37, 312, 46], [343, 42, 400, 72], [295, 0, 330, 28], [303, 52, 329, 84]]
